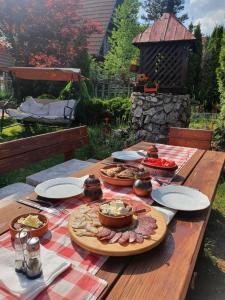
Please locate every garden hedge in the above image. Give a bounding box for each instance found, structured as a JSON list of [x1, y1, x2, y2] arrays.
[[76, 97, 131, 125]]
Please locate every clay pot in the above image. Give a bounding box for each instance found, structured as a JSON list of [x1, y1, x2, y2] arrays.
[[133, 168, 152, 197], [9, 213, 48, 239], [98, 201, 133, 228], [147, 145, 158, 158]]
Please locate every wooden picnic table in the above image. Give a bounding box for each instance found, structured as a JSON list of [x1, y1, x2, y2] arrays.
[[0, 141, 224, 300]]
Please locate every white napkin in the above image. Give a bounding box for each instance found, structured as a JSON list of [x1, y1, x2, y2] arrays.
[[0, 246, 71, 300], [154, 206, 177, 225]]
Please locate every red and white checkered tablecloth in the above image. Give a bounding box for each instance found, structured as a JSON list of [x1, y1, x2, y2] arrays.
[[0, 144, 197, 299]]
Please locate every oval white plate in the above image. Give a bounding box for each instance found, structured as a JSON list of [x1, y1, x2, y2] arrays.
[[111, 151, 143, 161], [151, 185, 210, 211], [35, 177, 84, 199]]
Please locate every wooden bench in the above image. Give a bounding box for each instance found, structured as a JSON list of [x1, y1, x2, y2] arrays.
[[0, 126, 91, 201], [168, 127, 213, 150]]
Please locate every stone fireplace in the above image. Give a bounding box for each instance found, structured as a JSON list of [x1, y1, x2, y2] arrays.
[[131, 92, 191, 143]]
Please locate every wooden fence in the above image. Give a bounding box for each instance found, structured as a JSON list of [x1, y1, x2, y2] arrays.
[[92, 76, 133, 99]]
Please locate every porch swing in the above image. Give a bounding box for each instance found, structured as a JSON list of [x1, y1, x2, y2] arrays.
[[0, 67, 85, 132]]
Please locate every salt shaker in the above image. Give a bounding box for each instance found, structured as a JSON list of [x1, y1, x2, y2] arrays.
[[14, 230, 28, 273], [25, 237, 42, 279], [133, 168, 152, 197], [83, 174, 103, 201]]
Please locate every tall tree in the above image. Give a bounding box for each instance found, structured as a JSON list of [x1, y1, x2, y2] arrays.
[[0, 0, 101, 67], [187, 24, 202, 101], [200, 26, 224, 111], [103, 0, 141, 76], [142, 0, 188, 23], [217, 32, 225, 120]]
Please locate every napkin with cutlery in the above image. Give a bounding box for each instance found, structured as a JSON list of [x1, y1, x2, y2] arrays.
[[0, 246, 71, 300]]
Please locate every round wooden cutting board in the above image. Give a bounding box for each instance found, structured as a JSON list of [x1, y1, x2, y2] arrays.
[[68, 206, 167, 256]]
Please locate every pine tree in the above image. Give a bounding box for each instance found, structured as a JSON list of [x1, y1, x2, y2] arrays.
[[188, 22, 194, 33], [142, 0, 188, 23], [187, 24, 202, 101], [103, 0, 141, 77], [200, 26, 224, 111]]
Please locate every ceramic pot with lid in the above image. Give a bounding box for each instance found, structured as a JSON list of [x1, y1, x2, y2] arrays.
[[133, 168, 152, 197], [83, 175, 103, 201], [147, 145, 158, 158]]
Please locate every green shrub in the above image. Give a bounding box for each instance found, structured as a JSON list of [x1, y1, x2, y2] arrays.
[[59, 80, 90, 102], [37, 93, 56, 99], [76, 97, 131, 125]]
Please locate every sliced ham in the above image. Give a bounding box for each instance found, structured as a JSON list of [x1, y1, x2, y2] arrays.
[[135, 215, 157, 237], [109, 232, 122, 244], [135, 234, 144, 243], [100, 230, 116, 241], [118, 231, 130, 245], [97, 227, 112, 238], [129, 231, 137, 243]]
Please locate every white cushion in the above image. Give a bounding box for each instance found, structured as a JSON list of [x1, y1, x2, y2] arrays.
[[7, 109, 31, 120], [20, 97, 48, 116], [48, 100, 76, 117]]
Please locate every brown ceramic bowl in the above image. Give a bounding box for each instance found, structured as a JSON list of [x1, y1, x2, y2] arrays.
[[9, 213, 48, 239], [98, 201, 133, 228], [99, 164, 138, 186]]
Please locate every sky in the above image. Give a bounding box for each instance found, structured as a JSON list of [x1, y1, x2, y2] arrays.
[[140, 0, 225, 35]]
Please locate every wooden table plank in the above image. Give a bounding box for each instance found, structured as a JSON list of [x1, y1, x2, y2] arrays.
[[105, 150, 225, 300]]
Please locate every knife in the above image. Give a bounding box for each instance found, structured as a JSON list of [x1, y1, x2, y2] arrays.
[[16, 199, 60, 216]]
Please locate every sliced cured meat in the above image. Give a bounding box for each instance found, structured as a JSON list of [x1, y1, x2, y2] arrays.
[[100, 230, 116, 241], [118, 231, 130, 245], [135, 227, 154, 238], [137, 216, 158, 229], [129, 231, 137, 243], [97, 227, 112, 238], [138, 215, 156, 224], [109, 232, 122, 244], [135, 216, 157, 238], [135, 234, 144, 243]]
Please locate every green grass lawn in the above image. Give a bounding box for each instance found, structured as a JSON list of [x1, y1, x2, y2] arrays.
[[0, 117, 225, 299]]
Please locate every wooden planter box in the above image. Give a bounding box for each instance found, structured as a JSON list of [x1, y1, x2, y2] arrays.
[[144, 83, 159, 93]]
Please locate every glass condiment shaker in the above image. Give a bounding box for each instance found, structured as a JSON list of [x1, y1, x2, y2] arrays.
[[133, 168, 152, 197], [14, 230, 28, 273], [25, 237, 42, 279], [83, 174, 103, 201]]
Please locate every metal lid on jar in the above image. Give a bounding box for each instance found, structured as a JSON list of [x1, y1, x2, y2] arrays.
[[15, 230, 29, 244], [136, 168, 151, 179], [26, 237, 40, 251]]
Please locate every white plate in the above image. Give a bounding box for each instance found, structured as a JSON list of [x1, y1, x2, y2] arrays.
[[151, 185, 210, 211], [35, 177, 84, 199], [111, 151, 143, 161]]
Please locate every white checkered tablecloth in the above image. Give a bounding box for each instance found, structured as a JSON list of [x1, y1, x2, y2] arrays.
[[0, 144, 197, 299]]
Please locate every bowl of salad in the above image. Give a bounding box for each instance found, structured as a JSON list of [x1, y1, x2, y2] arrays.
[[142, 157, 178, 177]]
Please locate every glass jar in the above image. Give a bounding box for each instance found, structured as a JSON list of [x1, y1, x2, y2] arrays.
[[14, 230, 28, 273], [25, 237, 42, 279]]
